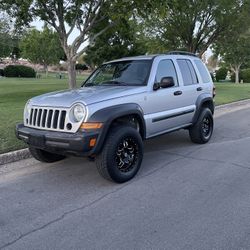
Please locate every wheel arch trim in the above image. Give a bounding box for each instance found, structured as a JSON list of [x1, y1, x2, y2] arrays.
[[88, 103, 146, 154], [192, 94, 214, 124]]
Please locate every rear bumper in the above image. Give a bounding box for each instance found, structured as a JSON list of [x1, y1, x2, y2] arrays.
[[15, 123, 100, 156]]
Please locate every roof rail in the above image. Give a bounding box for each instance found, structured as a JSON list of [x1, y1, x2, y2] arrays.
[[166, 51, 198, 57]]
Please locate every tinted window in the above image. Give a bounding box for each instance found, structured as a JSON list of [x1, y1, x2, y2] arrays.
[[186, 60, 198, 84], [177, 59, 199, 85], [84, 60, 152, 86], [194, 60, 211, 83], [155, 59, 178, 86], [177, 59, 194, 86]]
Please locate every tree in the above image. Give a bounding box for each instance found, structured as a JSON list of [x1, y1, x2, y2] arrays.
[[2, 0, 137, 88], [20, 27, 64, 76], [207, 55, 219, 72], [215, 33, 250, 83], [143, 0, 249, 57], [212, 5, 250, 84], [0, 15, 14, 59], [84, 18, 147, 68]]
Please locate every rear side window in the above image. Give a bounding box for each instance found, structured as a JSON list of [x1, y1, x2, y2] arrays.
[[177, 59, 198, 86], [186, 60, 198, 84], [194, 60, 211, 83]]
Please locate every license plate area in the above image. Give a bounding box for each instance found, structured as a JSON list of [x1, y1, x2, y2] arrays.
[[29, 134, 45, 148]]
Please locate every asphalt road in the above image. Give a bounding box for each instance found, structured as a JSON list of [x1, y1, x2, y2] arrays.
[[1, 105, 250, 250]]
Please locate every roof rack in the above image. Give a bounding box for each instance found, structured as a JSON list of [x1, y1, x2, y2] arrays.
[[166, 51, 198, 57]]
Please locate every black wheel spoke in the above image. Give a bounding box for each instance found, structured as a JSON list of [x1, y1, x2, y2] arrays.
[[116, 137, 138, 173], [202, 117, 211, 137]]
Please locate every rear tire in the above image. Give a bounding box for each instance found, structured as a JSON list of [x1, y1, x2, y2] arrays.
[[189, 108, 213, 144], [29, 146, 66, 163], [96, 126, 143, 183]]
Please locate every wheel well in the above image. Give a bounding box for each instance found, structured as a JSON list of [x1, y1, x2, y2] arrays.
[[201, 100, 214, 114], [110, 114, 145, 139]]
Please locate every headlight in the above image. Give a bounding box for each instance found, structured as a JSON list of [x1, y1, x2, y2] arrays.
[[24, 100, 31, 118], [72, 104, 86, 122]]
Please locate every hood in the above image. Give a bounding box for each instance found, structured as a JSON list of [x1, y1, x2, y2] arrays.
[[30, 85, 146, 107]]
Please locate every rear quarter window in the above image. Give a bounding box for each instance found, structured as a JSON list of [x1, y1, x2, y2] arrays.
[[194, 60, 211, 83]]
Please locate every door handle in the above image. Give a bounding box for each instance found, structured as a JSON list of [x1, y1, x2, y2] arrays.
[[197, 87, 203, 91], [174, 91, 182, 96]]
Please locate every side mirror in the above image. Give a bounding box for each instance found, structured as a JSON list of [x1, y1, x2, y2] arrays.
[[153, 77, 175, 90], [160, 77, 175, 88]]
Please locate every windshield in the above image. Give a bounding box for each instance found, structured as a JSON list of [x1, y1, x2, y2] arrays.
[[83, 60, 152, 87]]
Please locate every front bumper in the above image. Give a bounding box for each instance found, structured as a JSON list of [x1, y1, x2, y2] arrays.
[[15, 123, 100, 156]]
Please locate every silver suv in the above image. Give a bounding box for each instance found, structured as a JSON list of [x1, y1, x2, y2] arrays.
[[16, 51, 215, 183]]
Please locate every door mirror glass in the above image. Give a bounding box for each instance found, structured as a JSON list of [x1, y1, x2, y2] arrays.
[[160, 76, 175, 88]]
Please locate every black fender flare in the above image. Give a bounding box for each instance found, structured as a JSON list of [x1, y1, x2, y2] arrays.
[[192, 94, 215, 124], [88, 103, 146, 154]]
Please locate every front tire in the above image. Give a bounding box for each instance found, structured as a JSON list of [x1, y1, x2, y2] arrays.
[[29, 146, 66, 163], [96, 126, 143, 183], [189, 108, 213, 144]]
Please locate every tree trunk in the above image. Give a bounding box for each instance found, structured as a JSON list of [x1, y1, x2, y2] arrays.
[[44, 64, 48, 77], [235, 67, 240, 84], [67, 60, 77, 89]]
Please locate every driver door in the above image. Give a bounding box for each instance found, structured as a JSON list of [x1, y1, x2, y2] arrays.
[[146, 59, 192, 137]]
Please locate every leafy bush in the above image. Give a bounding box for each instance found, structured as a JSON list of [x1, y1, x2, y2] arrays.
[[75, 63, 88, 71], [215, 67, 228, 82], [0, 69, 4, 76], [4, 65, 36, 78], [241, 68, 250, 83]]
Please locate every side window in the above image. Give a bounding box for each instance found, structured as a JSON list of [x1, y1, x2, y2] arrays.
[[194, 60, 211, 83], [186, 60, 198, 84], [155, 59, 178, 86], [177, 59, 198, 86]]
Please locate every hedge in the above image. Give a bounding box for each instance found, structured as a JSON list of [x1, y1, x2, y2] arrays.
[[75, 63, 88, 71], [215, 67, 228, 82], [4, 65, 36, 78], [241, 68, 250, 83]]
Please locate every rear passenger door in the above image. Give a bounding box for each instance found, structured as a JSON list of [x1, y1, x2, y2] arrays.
[[176, 59, 201, 121]]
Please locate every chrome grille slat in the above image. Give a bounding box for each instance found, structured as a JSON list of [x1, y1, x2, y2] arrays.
[[41, 109, 45, 127], [37, 109, 42, 126], [51, 110, 56, 128], [26, 107, 69, 132], [47, 110, 53, 128], [33, 109, 38, 126], [57, 110, 62, 129], [29, 109, 34, 125]]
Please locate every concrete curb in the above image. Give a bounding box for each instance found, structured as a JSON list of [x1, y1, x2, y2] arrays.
[[1, 98, 250, 166], [215, 99, 250, 111], [0, 148, 31, 166]]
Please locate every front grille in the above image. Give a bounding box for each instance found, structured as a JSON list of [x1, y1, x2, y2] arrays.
[[27, 107, 67, 131]]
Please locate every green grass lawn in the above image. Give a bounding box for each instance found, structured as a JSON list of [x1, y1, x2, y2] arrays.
[[0, 76, 86, 154], [0, 78, 250, 154], [214, 82, 250, 105]]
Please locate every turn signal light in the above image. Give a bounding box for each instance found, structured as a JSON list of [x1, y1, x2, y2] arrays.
[[89, 138, 97, 147], [80, 122, 103, 130]]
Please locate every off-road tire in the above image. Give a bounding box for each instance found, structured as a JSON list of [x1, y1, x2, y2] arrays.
[[189, 108, 213, 144], [29, 146, 66, 163], [96, 126, 143, 183]]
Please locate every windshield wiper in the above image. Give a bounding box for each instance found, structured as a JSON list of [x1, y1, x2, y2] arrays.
[[84, 82, 95, 87], [84, 80, 128, 87], [102, 80, 127, 85]]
